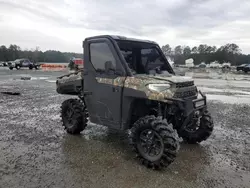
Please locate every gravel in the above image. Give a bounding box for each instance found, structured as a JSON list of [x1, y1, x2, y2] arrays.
[[0, 68, 250, 188]]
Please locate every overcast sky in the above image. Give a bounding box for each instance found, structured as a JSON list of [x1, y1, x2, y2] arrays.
[[0, 0, 250, 53]]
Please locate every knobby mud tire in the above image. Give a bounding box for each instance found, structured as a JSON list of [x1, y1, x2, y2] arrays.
[[61, 98, 88, 134], [178, 110, 214, 144], [129, 115, 180, 170]]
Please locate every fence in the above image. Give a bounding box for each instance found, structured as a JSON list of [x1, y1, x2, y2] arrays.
[[40, 63, 68, 71]]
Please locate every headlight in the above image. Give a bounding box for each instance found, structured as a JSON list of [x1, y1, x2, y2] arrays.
[[147, 83, 171, 92]]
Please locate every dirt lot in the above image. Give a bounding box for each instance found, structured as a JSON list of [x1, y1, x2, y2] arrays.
[[0, 68, 250, 188]]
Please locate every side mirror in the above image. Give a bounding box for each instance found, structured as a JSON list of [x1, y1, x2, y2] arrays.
[[105, 61, 115, 73]]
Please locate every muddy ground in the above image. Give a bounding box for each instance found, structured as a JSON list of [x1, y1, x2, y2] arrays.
[[0, 68, 250, 188]]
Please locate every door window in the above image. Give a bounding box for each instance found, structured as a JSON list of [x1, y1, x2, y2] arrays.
[[90, 42, 116, 71]]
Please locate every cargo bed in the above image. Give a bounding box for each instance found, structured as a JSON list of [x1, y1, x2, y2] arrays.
[[56, 70, 82, 95]]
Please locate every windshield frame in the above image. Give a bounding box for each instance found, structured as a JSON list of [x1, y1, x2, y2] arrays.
[[115, 39, 175, 75]]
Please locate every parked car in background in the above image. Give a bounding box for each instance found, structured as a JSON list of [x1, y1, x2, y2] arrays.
[[236, 64, 248, 71], [198, 62, 207, 68], [0, 61, 8, 66], [243, 64, 250, 73], [221, 62, 231, 71], [8, 58, 40, 70]]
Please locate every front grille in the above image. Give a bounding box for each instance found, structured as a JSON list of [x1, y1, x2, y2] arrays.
[[176, 81, 194, 88], [174, 89, 197, 98]]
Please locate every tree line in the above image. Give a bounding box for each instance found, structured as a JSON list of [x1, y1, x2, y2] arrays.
[[161, 43, 250, 66], [0, 45, 82, 63], [1, 43, 250, 66]]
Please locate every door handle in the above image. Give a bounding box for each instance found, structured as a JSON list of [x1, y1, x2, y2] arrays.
[[112, 87, 119, 92]]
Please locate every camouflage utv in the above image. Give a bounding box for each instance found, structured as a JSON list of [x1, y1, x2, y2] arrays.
[[56, 35, 214, 170]]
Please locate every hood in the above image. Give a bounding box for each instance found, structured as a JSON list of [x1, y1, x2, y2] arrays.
[[135, 74, 194, 84], [122, 74, 195, 101]]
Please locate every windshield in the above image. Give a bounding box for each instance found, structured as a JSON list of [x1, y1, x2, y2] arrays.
[[116, 40, 172, 75]]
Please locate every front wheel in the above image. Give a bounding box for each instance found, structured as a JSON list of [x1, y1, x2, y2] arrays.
[[129, 115, 180, 170], [61, 98, 88, 134], [9, 67, 13, 70], [178, 110, 214, 144]]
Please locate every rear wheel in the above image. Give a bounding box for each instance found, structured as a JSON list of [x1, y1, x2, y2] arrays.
[[178, 110, 214, 144], [9, 67, 13, 70], [129, 115, 180, 170], [61, 98, 88, 134], [15, 65, 20, 70]]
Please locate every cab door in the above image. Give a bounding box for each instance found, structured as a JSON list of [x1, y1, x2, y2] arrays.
[[22, 59, 30, 67], [83, 38, 126, 128]]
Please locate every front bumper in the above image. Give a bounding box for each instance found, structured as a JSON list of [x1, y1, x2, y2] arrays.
[[165, 90, 207, 116], [186, 91, 207, 115]]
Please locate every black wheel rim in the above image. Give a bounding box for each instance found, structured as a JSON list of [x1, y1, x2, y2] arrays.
[[185, 117, 201, 133], [137, 129, 164, 162]]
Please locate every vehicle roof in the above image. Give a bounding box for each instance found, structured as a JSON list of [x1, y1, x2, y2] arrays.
[[84, 35, 157, 44]]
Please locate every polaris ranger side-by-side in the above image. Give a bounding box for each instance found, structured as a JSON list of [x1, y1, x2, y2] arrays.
[[56, 35, 214, 170]]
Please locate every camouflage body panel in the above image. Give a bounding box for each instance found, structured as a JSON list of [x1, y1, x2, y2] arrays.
[[96, 74, 197, 101], [95, 77, 126, 86], [56, 71, 82, 95], [57, 71, 82, 84], [56, 70, 197, 100]]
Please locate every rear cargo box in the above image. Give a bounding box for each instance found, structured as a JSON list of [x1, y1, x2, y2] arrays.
[[56, 71, 82, 95]]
